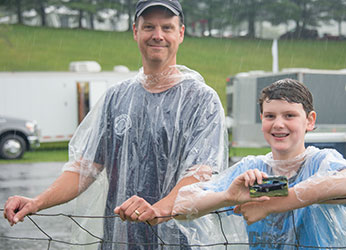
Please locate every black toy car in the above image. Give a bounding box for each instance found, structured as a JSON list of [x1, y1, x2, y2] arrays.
[[250, 176, 288, 197]]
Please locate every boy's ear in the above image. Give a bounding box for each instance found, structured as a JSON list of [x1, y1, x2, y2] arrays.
[[306, 111, 316, 131]]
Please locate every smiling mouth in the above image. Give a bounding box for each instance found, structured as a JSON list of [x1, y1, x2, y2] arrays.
[[148, 43, 168, 48], [272, 133, 289, 138]]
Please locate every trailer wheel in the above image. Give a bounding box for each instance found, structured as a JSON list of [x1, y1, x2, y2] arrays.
[[0, 134, 26, 159]]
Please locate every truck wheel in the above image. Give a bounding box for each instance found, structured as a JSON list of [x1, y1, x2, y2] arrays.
[[0, 134, 26, 159]]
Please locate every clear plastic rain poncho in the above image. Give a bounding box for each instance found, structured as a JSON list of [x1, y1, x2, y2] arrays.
[[62, 65, 229, 250], [173, 146, 346, 250]]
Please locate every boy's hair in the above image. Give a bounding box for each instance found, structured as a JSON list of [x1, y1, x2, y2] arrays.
[[258, 78, 314, 117]]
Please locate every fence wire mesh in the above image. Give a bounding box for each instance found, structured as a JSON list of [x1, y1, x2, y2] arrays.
[[1, 208, 346, 250]]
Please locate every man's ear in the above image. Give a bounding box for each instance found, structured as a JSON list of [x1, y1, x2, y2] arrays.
[[179, 25, 185, 44], [306, 111, 316, 131], [133, 23, 138, 41]]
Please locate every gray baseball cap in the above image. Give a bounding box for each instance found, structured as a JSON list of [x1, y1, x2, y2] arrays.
[[135, 0, 184, 23]]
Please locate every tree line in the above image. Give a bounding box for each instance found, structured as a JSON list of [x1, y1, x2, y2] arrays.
[[1, 0, 345, 38]]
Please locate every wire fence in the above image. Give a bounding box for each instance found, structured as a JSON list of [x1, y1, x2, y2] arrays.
[[1, 207, 346, 250]]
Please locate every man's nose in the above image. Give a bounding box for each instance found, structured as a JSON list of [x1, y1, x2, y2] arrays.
[[152, 28, 163, 40]]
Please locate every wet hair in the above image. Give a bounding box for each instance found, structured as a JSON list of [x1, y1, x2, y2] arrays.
[[258, 78, 314, 117], [134, 6, 184, 28]]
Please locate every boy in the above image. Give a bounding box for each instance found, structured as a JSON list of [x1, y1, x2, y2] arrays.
[[173, 78, 346, 249]]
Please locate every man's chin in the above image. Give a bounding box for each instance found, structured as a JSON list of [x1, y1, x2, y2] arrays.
[[147, 57, 166, 64]]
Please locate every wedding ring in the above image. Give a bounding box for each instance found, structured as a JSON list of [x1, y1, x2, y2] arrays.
[[134, 210, 141, 216]]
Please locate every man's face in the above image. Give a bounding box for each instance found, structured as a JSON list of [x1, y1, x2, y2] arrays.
[[133, 7, 184, 70], [261, 99, 316, 160]]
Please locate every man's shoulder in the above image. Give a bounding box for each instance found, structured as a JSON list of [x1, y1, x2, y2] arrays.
[[106, 78, 139, 94], [181, 78, 219, 99]]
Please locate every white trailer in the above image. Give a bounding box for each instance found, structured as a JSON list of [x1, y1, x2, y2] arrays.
[[0, 70, 137, 142], [226, 68, 346, 157]]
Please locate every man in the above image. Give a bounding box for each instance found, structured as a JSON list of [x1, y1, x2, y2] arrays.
[[4, 1, 228, 249]]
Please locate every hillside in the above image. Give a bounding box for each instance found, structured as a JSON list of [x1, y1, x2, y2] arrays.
[[1, 24, 346, 108]]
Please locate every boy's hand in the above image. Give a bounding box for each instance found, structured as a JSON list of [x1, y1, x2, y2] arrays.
[[234, 201, 271, 225], [226, 169, 270, 205]]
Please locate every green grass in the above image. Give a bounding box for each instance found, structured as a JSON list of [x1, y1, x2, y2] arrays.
[[38, 141, 69, 150], [0, 144, 270, 164], [230, 147, 271, 158], [0, 142, 69, 164], [1, 24, 345, 108], [0, 24, 345, 163]]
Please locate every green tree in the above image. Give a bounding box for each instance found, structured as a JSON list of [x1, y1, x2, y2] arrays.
[[0, 0, 25, 24], [0, 0, 61, 26], [61, 0, 116, 29], [99, 0, 136, 31], [181, 0, 232, 37], [125, 0, 136, 31], [220, 0, 271, 38], [62, 0, 90, 28], [35, 0, 50, 26], [267, 0, 326, 38], [319, 0, 346, 37], [289, 0, 324, 37]]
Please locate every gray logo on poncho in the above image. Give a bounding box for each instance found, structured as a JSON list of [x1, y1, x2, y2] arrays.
[[114, 114, 132, 136]]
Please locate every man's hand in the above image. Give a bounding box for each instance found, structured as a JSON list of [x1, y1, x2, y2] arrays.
[[3, 196, 39, 226], [114, 175, 200, 225], [234, 201, 271, 225], [114, 195, 164, 225]]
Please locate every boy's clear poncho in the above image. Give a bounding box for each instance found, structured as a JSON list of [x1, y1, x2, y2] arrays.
[[174, 146, 346, 250], [62, 65, 228, 249]]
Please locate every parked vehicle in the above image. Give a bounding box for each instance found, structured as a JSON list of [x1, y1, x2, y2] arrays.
[[0, 115, 40, 159], [0, 63, 137, 142]]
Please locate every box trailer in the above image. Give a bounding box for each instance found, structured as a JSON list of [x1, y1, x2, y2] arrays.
[[226, 68, 346, 157], [0, 70, 137, 142]]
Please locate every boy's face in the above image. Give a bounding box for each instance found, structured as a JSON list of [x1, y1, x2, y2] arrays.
[[261, 99, 316, 160]]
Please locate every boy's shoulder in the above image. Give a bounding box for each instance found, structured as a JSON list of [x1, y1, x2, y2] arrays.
[[237, 147, 342, 168], [305, 146, 346, 172], [306, 146, 343, 161]]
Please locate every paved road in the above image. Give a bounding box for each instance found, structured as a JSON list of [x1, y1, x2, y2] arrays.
[[0, 162, 73, 250]]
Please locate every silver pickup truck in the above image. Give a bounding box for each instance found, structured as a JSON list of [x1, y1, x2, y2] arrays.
[[0, 115, 40, 159]]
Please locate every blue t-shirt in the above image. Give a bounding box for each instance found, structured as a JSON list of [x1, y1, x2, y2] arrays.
[[209, 147, 346, 250]]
